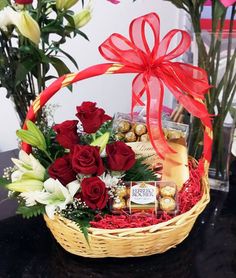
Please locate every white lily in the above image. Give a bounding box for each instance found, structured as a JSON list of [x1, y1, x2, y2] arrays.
[[7, 179, 44, 193], [20, 179, 80, 219], [11, 150, 46, 182], [73, 8, 92, 28], [0, 7, 40, 44], [17, 11, 40, 45], [0, 6, 19, 32], [56, 0, 79, 11]]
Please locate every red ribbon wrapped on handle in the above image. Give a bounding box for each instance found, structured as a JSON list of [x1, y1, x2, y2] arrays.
[[22, 13, 212, 172], [99, 13, 212, 164]]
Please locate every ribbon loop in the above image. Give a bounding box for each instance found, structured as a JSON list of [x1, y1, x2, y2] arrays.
[[155, 30, 191, 61], [129, 13, 160, 58]]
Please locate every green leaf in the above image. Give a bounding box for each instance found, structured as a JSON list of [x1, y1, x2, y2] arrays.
[[64, 14, 76, 27], [15, 60, 37, 87], [124, 157, 158, 182], [16, 204, 45, 219], [214, 1, 227, 19], [80, 120, 113, 145], [75, 219, 90, 246], [49, 46, 78, 69], [50, 56, 71, 77], [74, 29, 89, 41], [0, 0, 8, 10], [0, 177, 9, 187], [41, 23, 65, 35], [61, 208, 96, 245], [230, 106, 236, 120]]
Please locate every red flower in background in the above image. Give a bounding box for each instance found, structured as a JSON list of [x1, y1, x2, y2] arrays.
[[76, 102, 111, 133], [53, 120, 79, 149], [220, 0, 236, 6], [15, 0, 33, 4], [72, 145, 105, 176], [48, 154, 76, 185], [106, 141, 136, 171], [107, 0, 120, 3], [81, 177, 108, 210]]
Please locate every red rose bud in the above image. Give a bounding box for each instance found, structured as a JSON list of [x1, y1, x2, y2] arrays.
[[76, 101, 112, 133], [48, 154, 76, 185], [53, 120, 79, 149], [15, 0, 33, 4], [106, 141, 136, 171], [81, 177, 108, 210], [72, 145, 105, 176]]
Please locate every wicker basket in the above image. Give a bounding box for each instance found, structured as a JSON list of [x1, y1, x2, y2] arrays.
[[43, 174, 209, 258], [22, 61, 211, 257]]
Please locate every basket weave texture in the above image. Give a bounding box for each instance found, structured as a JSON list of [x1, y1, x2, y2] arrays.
[[44, 175, 209, 258]]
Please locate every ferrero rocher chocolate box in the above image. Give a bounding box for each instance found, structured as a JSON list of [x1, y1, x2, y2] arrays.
[[126, 140, 189, 190], [111, 181, 178, 214]]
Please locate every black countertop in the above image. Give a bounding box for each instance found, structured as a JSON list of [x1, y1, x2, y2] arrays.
[[0, 150, 236, 278]]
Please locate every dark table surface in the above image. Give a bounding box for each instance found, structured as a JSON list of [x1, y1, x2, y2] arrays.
[[0, 150, 236, 278]]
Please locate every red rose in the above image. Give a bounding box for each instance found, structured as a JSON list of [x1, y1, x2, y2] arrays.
[[48, 154, 76, 185], [53, 120, 79, 149], [76, 102, 111, 133], [72, 145, 105, 176], [106, 141, 136, 171], [81, 177, 108, 210], [15, 0, 33, 4]]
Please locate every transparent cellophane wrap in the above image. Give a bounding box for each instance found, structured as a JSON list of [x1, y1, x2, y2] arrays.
[[112, 112, 190, 190]]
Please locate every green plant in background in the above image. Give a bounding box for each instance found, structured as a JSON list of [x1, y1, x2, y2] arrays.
[[162, 0, 236, 180], [0, 0, 92, 125]]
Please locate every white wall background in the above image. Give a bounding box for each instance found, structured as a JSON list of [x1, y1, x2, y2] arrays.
[[0, 0, 181, 151]]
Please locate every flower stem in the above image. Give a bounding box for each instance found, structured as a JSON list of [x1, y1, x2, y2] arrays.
[[43, 150, 54, 163]]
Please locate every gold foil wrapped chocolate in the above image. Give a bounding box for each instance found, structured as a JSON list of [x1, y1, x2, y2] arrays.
[[134, 124, 147, 136], [160, 184, 176, 197], [113, 114, 150, 143], [140, 133, 149, 142], [160, 197, 176, 212], [118, 120, 131, 133], [125, 131, 137, 142]]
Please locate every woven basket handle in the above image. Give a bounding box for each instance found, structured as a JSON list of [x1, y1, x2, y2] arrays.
[[22, 62, 212, 175], [22, 63, 122, 152]]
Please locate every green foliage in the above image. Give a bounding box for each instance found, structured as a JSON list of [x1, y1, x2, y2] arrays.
[[0, 0, 90, 124], [0, 0, 8, 10], [0, 177, 9, 187], [124, 157, 158, 182], [80, 120, 114, 145], [33, 126, 65, 168], [61, 208, 96, 244], [16, 204, 45, 219]]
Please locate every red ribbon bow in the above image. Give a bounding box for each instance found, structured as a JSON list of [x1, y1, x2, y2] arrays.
[[99, 13, 212, 163]]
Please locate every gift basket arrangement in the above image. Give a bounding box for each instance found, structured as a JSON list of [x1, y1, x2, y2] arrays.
[[1, 13, 213, 258]]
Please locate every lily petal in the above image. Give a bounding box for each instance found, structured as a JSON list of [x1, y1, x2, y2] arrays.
[[7, 179, 44, 192], [17, 11, 40, 44], [67, 180, 80, 196], [45, 204, 57, 219]]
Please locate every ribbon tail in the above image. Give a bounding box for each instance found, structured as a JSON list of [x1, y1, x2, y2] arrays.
[[131, 73, 146, 117], [165, 82, 213, 172], [145, 75, 176, 159]]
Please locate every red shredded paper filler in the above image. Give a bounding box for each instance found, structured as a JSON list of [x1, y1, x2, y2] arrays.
[[90, 161, 202, 229]]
